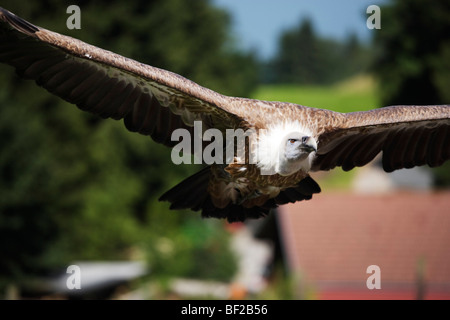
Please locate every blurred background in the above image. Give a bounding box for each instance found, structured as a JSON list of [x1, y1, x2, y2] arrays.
[[0, 0, 449, 299]]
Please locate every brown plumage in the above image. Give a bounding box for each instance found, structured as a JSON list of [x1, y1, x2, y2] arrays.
[[1, 8, 449, 222]]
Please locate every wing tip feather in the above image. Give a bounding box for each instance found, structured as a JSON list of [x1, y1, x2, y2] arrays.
[[0, 7, 39, 35]]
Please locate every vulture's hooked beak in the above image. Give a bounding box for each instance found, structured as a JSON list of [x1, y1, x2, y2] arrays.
[[300, 136, 317, 153]]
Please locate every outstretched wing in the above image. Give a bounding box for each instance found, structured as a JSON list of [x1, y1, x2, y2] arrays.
[[312, 105, 450, 172], [0, 7, 245, 148]]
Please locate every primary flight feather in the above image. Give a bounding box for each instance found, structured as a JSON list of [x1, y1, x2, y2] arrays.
[[0, 8, 449, 222]]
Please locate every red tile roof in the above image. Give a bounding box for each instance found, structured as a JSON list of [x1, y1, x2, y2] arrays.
[[278, 191, 450, 299]]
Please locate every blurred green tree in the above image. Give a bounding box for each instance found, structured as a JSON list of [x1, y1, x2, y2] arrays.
[[0, 0, 255, 294], [271, 19, 322, 84], [372, 0, 450, 186], [268, 18, 371, 85], [373, 0, 450, 105]]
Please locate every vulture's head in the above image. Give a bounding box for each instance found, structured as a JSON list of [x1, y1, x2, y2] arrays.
[[277, 132, 317, 176], [255, 121, 317, 176]]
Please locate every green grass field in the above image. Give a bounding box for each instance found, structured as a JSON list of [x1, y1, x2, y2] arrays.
[[251, 74, 381, 190], [252, 74, 381, 113]]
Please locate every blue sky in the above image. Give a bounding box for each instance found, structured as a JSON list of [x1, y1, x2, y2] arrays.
[[212, 0, 389, 59]]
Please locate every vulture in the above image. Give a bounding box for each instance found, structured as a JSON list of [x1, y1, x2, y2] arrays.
[[0, 8, 449, 222]]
